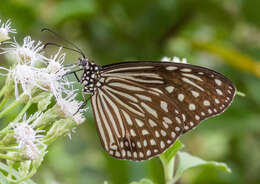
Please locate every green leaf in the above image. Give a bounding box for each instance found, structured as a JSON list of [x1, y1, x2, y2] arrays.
[[130, 178, 154, 184], [174, 152, 231, 182], [0, 172, 10, 184]]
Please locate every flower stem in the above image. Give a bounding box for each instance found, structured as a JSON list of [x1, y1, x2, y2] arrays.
[[13, 100, 33, 122], [0, 85, 7, 99], [162, 157, 175, 184], [0, 130, 13, 135], [0, 153, 21, 161], [0, 96, 8, 110], [0, 146, 17, 151], [0, 93, 27, 119]]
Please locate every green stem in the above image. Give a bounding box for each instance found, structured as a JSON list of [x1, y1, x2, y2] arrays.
[[0, 96, 8, 110], [0, 146, 17, 151], [0, 93, 27, 119], [162, 157, 175, 184], [0, 130, 13, 135], [0, 153, 21, 161], [0, 85, 7, 99], [13, 100, 33, 122]]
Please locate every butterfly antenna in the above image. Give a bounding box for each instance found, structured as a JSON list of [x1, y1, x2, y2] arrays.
[[43, 42, 85, 57], [41, 28, 86, 58]]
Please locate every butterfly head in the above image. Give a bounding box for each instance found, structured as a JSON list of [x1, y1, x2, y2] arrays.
[[78, 57, 90, 69]]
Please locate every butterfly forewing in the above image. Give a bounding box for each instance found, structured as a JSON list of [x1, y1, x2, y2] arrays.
[[90, 61, 236, 161]]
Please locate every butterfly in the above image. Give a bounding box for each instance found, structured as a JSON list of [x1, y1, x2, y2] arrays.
[[70, 57, 236, 161], [41, 28, 235, 161]]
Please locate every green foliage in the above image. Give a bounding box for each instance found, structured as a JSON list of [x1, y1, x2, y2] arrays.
[[0, 0, 260, 183], [174, 152, 231, 183], [0, 172, 9, 184], [0, 162, 36, 184], [159, 140, 231, 184]]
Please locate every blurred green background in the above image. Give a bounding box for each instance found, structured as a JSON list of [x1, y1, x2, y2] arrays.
[[1, 0, 260, 183]]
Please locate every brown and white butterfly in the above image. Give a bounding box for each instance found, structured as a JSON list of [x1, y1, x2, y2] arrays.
[[73, 58, 236, 161]]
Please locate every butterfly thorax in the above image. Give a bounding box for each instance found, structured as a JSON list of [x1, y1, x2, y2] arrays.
[[79, 58, 103, 94]]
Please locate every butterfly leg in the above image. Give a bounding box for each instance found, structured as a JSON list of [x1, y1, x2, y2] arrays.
[[73, 72, 80, 82]]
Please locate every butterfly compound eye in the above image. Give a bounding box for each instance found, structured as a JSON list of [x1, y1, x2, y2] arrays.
[[78, 58, 89, 67]]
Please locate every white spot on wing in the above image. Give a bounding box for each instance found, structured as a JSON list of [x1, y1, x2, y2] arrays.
[[130, 129, 136, 136], [150, 139, 156, 145], [189, 104, 196, 111], [143, 140, 148, 147], [178, 94, 184, 102], [216, 89, 223, 95], [160, 141, 165, 148], [135, 118, 144, 127], [175, 127, 181, 131], [142, 129, 149, 135], [203, 100, 210, 106], [166, 86, 174, 93], [160, 101, 168, 112], [155, 131, 160, 137], [191, 90, 199, 98], [166, 66, 178, 71], [148, 119, 157, 127], [182, 73, 203, 81], [215, 79, 222, 86], [146, 150, 151, 156], [195, 115, 200, 120], [163, 117, 172, 124], [180, 68, 192, 72], [171, 132, 176, 138], [175, 117, 182, 124], [160, 130, 167, 136], [136, 94, 152, 102]]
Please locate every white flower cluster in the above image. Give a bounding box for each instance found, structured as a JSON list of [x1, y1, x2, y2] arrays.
[[13, 114, 45, 160], [161, 56, 187, 63], [0, 19, 86, 162], [5, 37, 73, 99], [0, 19, 85, 121], [56, 92, 85, 125], [0, 19, 16, 42]]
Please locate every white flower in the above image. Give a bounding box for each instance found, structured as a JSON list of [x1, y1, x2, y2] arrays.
[[13, 113, 45, 160], [46, 47, 67, 75], [44, 48, 72, 98], [0, 19, 16, 42], [161, 56, 187, 63], [10, 64, 48, 98], [10, 49, 72, 99], [56, 92, 86, 125], [3, 36, 45, 65]]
